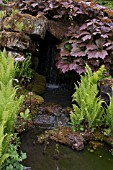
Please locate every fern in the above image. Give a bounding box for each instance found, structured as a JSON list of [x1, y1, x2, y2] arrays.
[[0, 49, 24, 167], [105, 87, 113, 130], [70, 64, 105, 131], [16, 22, 24, 32]]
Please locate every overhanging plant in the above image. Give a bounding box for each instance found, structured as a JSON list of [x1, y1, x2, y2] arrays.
[[56, 18, 113, 75], [16, 0, 113, 75]]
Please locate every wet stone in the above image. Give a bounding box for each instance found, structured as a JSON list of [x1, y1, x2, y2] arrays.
[[67, 133, 84, 151], [0, 31, 36, 51], [33, 114, 55, 128], [33, 113, 69, 129], [33, 103, 69, 129], [2, 13, 48, 39], [99, 78, 113, 106]]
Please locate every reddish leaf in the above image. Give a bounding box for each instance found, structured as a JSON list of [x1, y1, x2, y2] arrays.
[[80, 23, 87, 31], [49, 3, 53, 8], [56, 61, 69, 73], [60, 48, 70, 57], [96, 39, 106, 48], [79, 31, 91, 36], [93, 31, 101, 35], [88, 50, 108, 59], [82, 34, 92, 41], [106, 45, 113, 50], [101, 26, 111, 33], [71, 43, 86, 57], [86, 58, 100, 67], [69, 63, 79, 70], [101, 34, 109, 38], [87, 44, 98, 50], [104, 41, 112, 47]]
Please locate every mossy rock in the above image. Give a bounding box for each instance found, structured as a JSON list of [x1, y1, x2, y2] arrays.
[[18, 87, 44, 105], [28, 72, 46, 95], [32, 93, 44, 104]]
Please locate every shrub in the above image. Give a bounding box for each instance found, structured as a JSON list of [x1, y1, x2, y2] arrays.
[[95, 0, 113, 9], [2, 136, 26, 170], [14, 52, 33, 85], [105, 88, 113, 131], [0, 49, 24, 168], [18, 0, 113, 75], [70, 64, 105, 131]]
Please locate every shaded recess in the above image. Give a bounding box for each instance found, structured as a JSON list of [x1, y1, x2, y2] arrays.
[[31, 31, 80, 106], [36, 31, 80, 87], [37, 31, 60, 84]]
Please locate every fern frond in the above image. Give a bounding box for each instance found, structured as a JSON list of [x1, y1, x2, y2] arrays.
[[70, 64, 105, 131]]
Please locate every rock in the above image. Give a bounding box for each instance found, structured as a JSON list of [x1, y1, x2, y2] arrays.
[[63, 107, 72, 116], [0, 2, 21, 24], [0, 31, 36, 51], [67, 133, 84, 151], [33, 103, 69, 128], [32, 94, 44, 105], [2, 13, 48, 39], [48, 20, 67, 40], [99, 78, 113, 106], [89, 141, 104, 150], [33, 114, 55, 128], [72, 141, 84, 151], [27, 73, 46, 95], [37, 127, 85, 151], [37, 127, 113, 151], [24, 166, 31, 170], [25, 94, 44, 106], [8, 51, 25, 59], [32, 73, 46, 94], [38, 103, 62, 115]]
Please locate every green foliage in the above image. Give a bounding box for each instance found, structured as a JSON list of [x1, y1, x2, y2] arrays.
[[105, 88, 113, 130], [0, 11, 5, 19], [2, 136, 26, 170], [16, 22, 24, 32], [2, 0, 12, 4], [70, 64, 105, 131], [0, 49, 24, 168], [95, 0, 113, 9], [20, 108, 31, 121], [14, 52, 33, 84], [103, 128, 111, 136], [11, 9, 19, 16]]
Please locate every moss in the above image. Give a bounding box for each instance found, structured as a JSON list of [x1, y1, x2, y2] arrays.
[[27, 72, 46, 95], [18, 87, 44, 105], [32, 94, 44, 104]]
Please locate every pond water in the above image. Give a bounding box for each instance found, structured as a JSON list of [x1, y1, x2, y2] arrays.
[[42, 83, 72, 107], [21, 84, 113, 170], [21, 128, 113, 170]]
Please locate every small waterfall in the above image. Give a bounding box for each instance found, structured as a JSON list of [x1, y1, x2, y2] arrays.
[[37, 31, 60, 84]]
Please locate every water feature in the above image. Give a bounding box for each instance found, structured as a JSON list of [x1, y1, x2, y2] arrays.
[[37, 31, 60, 84], [42, 83, 71, 107], [21, 28, 113, 170], [21, 73, 113, 170], [21, 128, 113, 170]]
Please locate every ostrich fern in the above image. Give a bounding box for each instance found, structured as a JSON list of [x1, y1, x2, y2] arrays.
[[70, 64, 105, 131], [106, 88, 113, 130], [0, 49, 24, 167]]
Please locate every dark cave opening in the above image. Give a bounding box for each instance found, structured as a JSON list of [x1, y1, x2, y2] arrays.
[[36, 31, 80, 89]]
